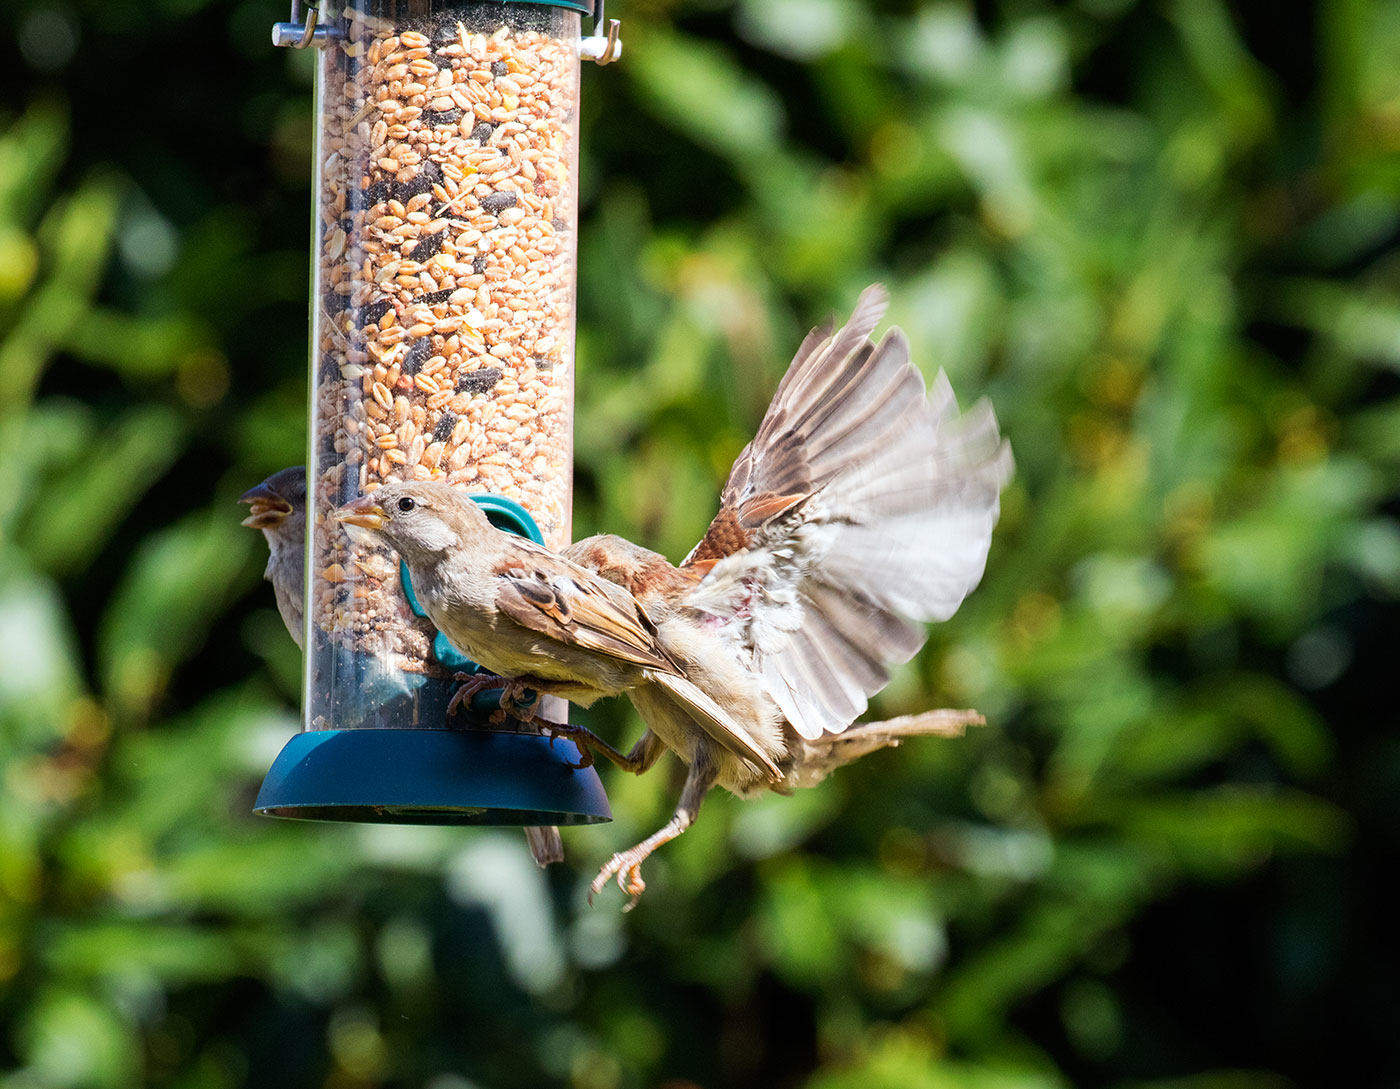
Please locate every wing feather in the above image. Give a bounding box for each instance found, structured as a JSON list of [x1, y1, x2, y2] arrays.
[[506, 538, 778, 776], [679, 285, 1010, 738], [644, 670, 782, 780], [493, 548, 676, 672]]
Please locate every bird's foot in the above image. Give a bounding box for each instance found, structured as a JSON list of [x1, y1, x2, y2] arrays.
[[590, 850, 651, 912], [483, 677, 553, 723], [539, 721, 595, 769], [446, 672, 507, 719], [586, 802, 700, 911], [498, 677, 544, 715], [453, 674, 553, 726], [473, 706, 593, 770]]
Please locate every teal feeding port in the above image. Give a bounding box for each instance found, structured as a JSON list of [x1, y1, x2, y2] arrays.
[[254, 495, 611, 827]]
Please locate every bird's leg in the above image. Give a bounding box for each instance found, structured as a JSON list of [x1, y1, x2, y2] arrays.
[[476, 680, 587, 766], [590, 757, 717, 911], [485, 684, 665, 775], [539, 725, 666, 775], [446, 674, 565, 725], [449, 672, 574, 755]]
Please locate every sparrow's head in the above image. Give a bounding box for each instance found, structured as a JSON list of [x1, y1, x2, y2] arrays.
[[335, 480, 491, 564], [240, 466, 307, 531]]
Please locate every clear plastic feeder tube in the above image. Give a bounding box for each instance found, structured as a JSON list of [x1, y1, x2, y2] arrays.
[[305, 1, 583, 730]]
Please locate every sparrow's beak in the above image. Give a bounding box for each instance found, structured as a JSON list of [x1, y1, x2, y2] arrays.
[[336, 496, 388, 531], [239, 483, 293, 529]]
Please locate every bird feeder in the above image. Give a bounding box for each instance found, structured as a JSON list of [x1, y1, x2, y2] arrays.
[[255, 0, 621, 825]]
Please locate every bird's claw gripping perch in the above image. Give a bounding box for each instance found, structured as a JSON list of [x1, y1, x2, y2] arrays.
[[461, 679, 591, 766], [450, 673, 547, 723], [541, 722, 594, 769], [498, 678, 542, 714], [446, 671, 508, 719]]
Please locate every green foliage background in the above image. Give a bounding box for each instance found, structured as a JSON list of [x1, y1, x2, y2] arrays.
[[1, 1, 1396, 1087]]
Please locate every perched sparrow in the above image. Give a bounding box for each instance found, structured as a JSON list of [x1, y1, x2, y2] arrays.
[[339, 284, 1010, 906], [241, 467, 564, 868], [337, 484, 778, 776], [240, 467, 308, 648]]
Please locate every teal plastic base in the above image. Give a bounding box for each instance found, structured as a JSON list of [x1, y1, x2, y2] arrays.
[[501, 0, 594, 12], [254, 728, 612, 826]]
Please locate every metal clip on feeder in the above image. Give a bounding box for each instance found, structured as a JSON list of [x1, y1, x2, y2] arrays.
[[256, 0, 620, 826], [272, 0, 622, 62]]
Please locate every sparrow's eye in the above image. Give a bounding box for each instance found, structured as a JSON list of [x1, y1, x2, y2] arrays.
[[397, 496, 416, 513]]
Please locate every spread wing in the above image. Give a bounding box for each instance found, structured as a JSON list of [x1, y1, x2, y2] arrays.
[[681, 284, 1011, 740]]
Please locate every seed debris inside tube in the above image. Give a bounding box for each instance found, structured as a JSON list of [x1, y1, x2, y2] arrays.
[[311, 9, 578, 690]]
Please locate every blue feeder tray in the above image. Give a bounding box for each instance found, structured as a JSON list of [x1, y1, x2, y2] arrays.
[[253, 728, 611, 825], [255, 493, 611, 826]]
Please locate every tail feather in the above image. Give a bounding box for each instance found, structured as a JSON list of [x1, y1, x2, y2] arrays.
[[834, 708, 985, 744], [786, 709, 985, 788], [524, 826, 564, 868]]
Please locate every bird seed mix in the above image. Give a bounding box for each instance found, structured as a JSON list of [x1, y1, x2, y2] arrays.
[[307, 6, 579, 713]]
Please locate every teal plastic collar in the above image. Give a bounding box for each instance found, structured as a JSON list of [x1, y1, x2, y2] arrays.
[[500, 0, 594, 12]]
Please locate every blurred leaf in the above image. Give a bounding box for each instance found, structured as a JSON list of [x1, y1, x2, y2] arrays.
[[731, 784, 842, 860], [16, 405, 187, 575], [14, 988, 137, 1089], [0, 565, 85, 741], [45, 923, 242, 985], [98, 512, 256, 717], [0, 176, 122, 417], [1271, 278, 1400, 370], [629, 29, 787, 170], [60, 309, 210, 379], [1196, 458, 1380, 627], [809, 1033, 1064, 1089], [1107, 788, 1347, 874], [736, 0, 866, 63], [0, 102, 68, 224], [936, 845, 1157, 1044]]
